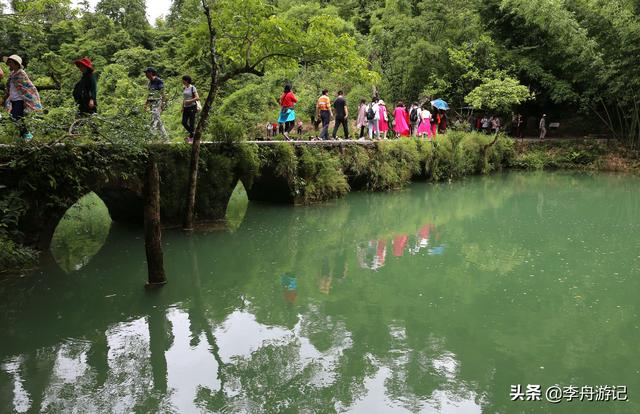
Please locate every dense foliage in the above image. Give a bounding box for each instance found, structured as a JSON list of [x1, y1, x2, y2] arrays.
[[1, 0, 639, 143]]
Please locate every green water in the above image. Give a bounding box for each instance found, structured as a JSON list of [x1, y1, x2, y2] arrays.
[[1, 172, 639, 413]]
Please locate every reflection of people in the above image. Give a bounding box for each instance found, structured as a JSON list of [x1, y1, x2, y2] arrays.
[[392, 234, 409, 257], [427, 226, 445, 255], [428, 245, 445, 255], [281, 273, 297, 304], [357, 239, 387, 270], [320, 258, 333, 295], [375, 239, 386, 269], [319, 252, 348, 294], [409, 223, 433, 254]]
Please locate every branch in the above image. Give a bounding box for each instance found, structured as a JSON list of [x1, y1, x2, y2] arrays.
[[218, 51, 299, 83], [219, 64, 264, 83], [249, 52, 296, 70]]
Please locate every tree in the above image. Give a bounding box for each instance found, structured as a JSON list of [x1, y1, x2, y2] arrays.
[[182, 0, 373, 230], [95, 0, 151, 45], [465, 75, 532, 114]]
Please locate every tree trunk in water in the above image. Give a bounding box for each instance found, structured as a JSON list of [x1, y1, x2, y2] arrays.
[[145, 155, 167, 285], [183, 0, 220, 231]]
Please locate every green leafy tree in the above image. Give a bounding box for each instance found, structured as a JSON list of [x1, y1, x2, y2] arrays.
[[465, 75, 532, 113]]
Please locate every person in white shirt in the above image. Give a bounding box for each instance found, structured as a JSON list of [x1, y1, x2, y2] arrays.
[[366, 98, 380, 140]]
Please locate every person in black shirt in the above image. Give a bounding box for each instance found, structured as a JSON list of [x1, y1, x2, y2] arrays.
[[73, 57, 97, 115], [332, 91, 349, 139]]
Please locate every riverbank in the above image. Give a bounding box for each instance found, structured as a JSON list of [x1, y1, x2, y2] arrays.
[[510, 139, 640, 172], [1, 133, 637, 273]]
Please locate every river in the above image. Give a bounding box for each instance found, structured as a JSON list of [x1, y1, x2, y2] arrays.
[[1, 172, 638, 413]]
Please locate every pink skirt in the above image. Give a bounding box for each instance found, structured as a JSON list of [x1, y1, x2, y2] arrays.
[[417, 119, 431, 135]]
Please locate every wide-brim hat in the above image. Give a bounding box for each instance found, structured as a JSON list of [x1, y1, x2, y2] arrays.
[[3, 54, 23, 68], [74, 57, 93, 70], [378, 100, 386, 106]]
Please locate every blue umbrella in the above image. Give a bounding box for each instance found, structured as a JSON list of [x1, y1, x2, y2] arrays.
[[430, 99, 450, 110]]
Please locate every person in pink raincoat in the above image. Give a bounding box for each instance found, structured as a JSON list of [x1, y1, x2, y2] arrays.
[[378, 100, 389, 139], [392, 102, 410, 138], [416, 105, 432, 140], [356, 99, 367, 139]]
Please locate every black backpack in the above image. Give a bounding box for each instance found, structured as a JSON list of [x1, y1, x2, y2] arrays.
[[366, 105, 376, 120], [410, 108, 418, 122]]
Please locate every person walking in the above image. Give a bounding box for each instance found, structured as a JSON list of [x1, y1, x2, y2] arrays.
[[366, 98, 380, 140], [356, 99, 367, 139], [514, 113, 524, 139], [181, 75, 200, 143], [316, 89, 332, 140], [409, 102, 420, 136], [3, 55, 42, 141], [278, 84, 298, 140], [539, 114, 547, 140], [378, 100, 389, 139], [393, 102, 410, 137], [431, 109, 439, 138], [73, 57, 97, 116], [144, 67, 168, 140], [481, 115, 490, 134], [417, 105, 432, 140], [332, 90, 349, 139], [440, 112, 448, 134]]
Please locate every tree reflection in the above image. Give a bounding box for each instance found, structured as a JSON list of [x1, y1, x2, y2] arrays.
[[50, 192, 112, 273], [4, 173, 640, 413]]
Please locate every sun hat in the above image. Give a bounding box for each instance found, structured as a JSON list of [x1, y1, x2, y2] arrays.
[[74, 57, 94, 70], [3, 55, 23, 68], [378, 100, 386, 106]]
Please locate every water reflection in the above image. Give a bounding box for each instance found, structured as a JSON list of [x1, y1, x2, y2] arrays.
[[3, 172, 640, 413], [357, 239, 387, 270], [50, 192, 112, 273], [358, 223, 445, 269]]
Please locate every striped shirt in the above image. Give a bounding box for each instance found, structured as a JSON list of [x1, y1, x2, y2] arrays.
[[317, 95, 331, 111]]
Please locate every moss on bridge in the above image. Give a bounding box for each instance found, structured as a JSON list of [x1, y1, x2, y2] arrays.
[[1, 132, 517, 269]]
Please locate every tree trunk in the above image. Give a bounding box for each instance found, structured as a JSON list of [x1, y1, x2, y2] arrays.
[[183, 0, 220, 231], [144, 154, 167, 286]]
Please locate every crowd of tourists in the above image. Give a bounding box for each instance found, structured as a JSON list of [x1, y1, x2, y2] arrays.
[[1, 54, 200, 142], [1, 54, 550, 143], [273, 85, 450, 141]]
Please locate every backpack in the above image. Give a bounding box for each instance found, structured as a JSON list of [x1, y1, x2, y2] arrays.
[[366, 105, 376, 121], [409, 108, 418, 122]]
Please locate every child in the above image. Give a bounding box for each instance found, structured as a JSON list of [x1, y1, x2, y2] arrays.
[[266, 122, 273, 138], [296, 120, 303, 135]]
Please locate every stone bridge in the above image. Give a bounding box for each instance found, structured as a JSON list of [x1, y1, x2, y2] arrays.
[[0, 136, 518, 249], [0, 141, 382, 248]]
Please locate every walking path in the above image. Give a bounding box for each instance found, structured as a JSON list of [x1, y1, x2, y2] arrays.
[[0, 137, 614, 148]]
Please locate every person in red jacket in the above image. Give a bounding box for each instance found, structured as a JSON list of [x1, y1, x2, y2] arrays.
[[278, 84, 298, 139]]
